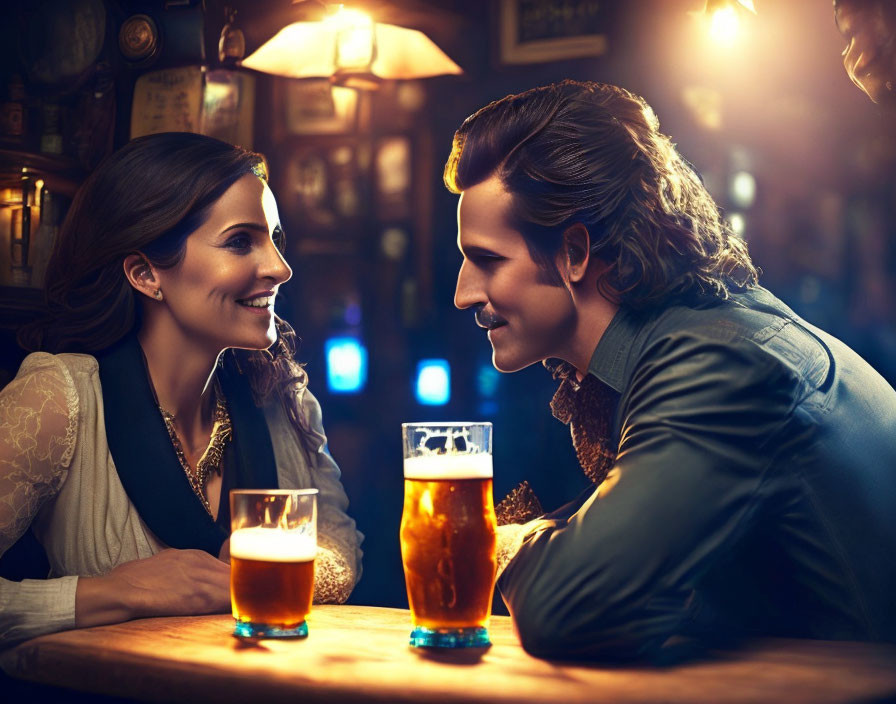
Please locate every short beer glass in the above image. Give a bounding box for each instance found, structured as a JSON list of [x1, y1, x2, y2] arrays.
[[400, 422, 497, 647], [230, 489, 318, 638]]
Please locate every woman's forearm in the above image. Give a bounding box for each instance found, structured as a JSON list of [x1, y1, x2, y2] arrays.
[[74, 574, 133, 628], [76, 549, 230, 628]]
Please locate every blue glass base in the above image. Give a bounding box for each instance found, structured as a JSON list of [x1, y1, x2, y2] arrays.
[[409, 626, 490, 648], [233, 619, 308, 639]]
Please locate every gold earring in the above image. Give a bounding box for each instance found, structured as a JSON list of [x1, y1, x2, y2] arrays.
[[153, 289, 163, 301]]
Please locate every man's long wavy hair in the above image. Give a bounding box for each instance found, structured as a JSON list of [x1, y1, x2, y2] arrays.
[[444, 80, 758, 308], [19, 132, 307, 406]]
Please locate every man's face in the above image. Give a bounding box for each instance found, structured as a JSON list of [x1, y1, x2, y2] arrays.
[[836, 0, 896, 105], [454, 175, 577, 373]]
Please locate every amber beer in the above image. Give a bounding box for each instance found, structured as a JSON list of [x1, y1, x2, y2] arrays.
[[229, 488, 318, 638], [400, 452, 497, 633], [230, 527, 316, 629]]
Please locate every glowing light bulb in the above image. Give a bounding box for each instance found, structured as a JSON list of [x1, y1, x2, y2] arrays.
[[730, 171, 756, 208], [325, 337, 367, 393], [728, 212, 746, 236], [328, 8, 375, 70], [416, 359, 450, 406], [709, 6, 739, 46]]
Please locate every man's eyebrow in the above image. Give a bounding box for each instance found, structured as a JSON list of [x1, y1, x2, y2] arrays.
[[461, 244, 501, 257]]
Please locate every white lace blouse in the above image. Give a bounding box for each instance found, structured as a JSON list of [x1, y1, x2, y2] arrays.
[[0, 352, 363, 646]]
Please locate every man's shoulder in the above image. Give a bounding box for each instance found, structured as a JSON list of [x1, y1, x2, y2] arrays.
[[638, 288, 829, 388], [649, 287, 791, 341]]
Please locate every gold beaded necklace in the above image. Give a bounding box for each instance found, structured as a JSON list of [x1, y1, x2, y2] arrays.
[[158, 389, 232, 516]]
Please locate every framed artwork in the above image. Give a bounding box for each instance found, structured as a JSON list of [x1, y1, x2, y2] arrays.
[[498, 0, 609, 65], [278, 138, 366, 243], [130, 67, 256, 148], [130, 66, 204, 137], [283, 79, 359, 135], [200, 70, 256, 149], [374, 137, 412, 220]]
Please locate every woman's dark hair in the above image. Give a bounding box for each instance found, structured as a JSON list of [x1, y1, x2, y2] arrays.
[[444, 80, 758, 308], [19, 131, 307, 402]]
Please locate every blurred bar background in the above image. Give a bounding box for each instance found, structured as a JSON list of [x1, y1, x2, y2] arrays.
[[1, 0, 893, 609]]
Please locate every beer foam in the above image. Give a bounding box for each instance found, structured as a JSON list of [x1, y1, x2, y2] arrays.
[[403, 453, 493, 480], [230, 526, 317, 562]]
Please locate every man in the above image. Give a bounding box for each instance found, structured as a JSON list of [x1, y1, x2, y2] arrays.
[[835, 0, 896, 106], [446, 81, 896, 661]]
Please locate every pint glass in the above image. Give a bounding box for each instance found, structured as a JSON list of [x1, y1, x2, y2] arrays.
[[229, 489, 318, 638], [400, 422, 497, 648]]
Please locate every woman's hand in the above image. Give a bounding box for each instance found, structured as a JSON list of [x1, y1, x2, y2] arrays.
[[218, 537, 231, 563], [75, 549, 231, 628]]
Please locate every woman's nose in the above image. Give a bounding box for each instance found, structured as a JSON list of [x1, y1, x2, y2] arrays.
[[261, 239, 293, 285]]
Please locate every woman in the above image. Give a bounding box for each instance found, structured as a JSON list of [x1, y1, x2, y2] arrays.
[[0, 132, 362, 645]]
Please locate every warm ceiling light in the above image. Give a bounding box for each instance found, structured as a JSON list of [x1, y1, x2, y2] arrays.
[[709, 5, 739, 44], [240, 5, 462, 83], [698, 0, 756, 47], [328, 9, 376, 70]]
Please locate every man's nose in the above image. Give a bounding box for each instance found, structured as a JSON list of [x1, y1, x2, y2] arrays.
[[454, 260, 481, 310]]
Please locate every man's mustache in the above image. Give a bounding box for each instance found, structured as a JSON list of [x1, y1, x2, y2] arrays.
[[474, 306, 507, 330]]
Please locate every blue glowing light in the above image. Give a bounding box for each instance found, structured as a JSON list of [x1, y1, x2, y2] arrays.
[[477, 400, 499, 417], [416, 359, 450, 405], [476, 364, 500, 398], [325, 337, 367, 393]]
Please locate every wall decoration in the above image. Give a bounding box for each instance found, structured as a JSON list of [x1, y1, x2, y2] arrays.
[[374, 136, 411, 220], [284, 79, 359, 135], [130, 66, 204, 137], [200, 70, 255, 148], [130, 67, 255, 148], [280, 139, 366, 238], [499, 0, 609, 65]]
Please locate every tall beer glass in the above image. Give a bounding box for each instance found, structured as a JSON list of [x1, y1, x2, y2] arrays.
[[230, 489, 318, 638], [400, 422, 497, 648]]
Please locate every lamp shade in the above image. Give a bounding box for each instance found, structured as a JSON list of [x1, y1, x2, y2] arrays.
[[241, 21, 462, 80]]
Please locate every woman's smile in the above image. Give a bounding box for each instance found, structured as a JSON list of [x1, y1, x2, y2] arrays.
[[236, 291, 276, 314], [152, 174, 292, 353]]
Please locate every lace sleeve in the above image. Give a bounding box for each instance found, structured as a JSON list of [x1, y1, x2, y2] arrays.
[[0, 354, 80, 646], [295, 388, 364, 605], [0, 353, 79, 556]]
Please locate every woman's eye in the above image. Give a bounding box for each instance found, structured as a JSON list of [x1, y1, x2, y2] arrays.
[[225, 234, 252, 252], [273, 226, 286, 253]]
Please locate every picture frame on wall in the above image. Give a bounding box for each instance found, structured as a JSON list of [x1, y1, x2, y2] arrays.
[[129, 67, 256, 149], [283, 79, 360, 135], [374, 136, 412, 221], [498, 0, 609, 65], [278, 137, 366, 242]]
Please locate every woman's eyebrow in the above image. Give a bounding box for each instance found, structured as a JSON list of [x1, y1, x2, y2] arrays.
[[220, 222, 270, 235]]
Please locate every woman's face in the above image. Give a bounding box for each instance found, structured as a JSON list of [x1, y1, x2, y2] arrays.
[[152, 174, 292, 353]]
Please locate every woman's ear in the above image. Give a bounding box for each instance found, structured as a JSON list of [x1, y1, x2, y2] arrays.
[[560, 223, 591, 284], [123, 253, 162, 301]]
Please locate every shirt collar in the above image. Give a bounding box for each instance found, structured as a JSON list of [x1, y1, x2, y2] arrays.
[[586, 305, 645, 394]]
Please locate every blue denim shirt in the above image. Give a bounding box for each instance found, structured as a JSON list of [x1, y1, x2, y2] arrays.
[[499, 286, 896, 660]]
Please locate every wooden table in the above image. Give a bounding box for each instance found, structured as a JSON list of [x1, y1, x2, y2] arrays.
[[3, 606, 896, 704]]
